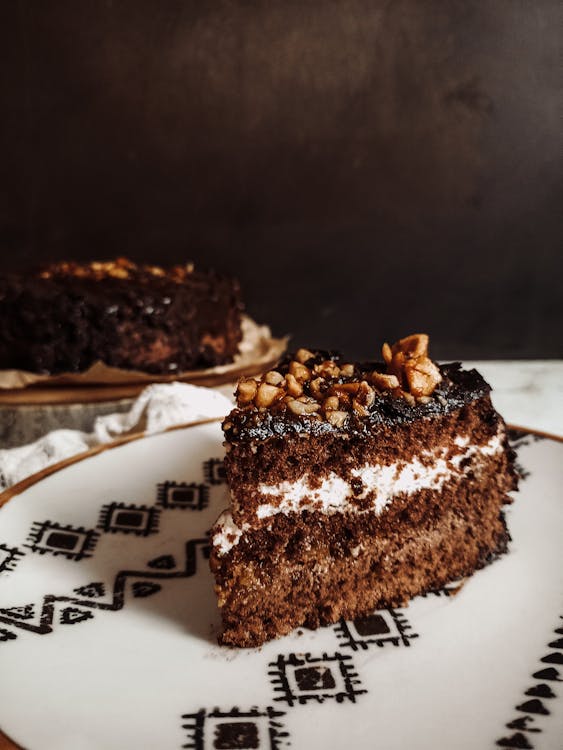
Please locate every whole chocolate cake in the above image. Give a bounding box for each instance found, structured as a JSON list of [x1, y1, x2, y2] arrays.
[[0, 258, 243, 375], [210, 334, 518, 647]]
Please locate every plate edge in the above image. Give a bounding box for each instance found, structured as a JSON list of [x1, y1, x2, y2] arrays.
[[0, 417, 222, 509]]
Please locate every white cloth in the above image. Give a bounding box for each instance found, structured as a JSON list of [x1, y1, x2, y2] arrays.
[[0, 383, 233, 491]]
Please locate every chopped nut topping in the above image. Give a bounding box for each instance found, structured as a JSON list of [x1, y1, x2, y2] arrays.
[[264, 370, 284, 386], [355, 381, 375, 408], [232, 332, 442, 420], [329, 382, 360, 396], [108, 266, 129, 279], [255, 383, 284, 409], [285, 373, 304, 397], [313, 360, 340, 379], [404, 357, 442, 397], [352, 399, 369, 417], [392, 333, 429, 358], [326, 410, 349, 428], [287, 397, 321, 415], [402, 392, 416, 406], [370, 372, 400, 391], [236, 378, 257, 404], [383, 332, 442, 397], [289, 361, 311, 383], [309, 377, 327, 399], [323, 395, 340, 411], [337, 392, 352, 409], [36, 257, 195, 284], [295, 348, 315, 364]]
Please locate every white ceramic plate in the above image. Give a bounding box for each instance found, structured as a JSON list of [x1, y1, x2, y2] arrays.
[[0, 423, 561, 750]]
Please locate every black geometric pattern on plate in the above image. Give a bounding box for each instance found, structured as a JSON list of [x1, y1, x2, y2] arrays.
[[73, 582, 105, 598], [24, 521, 99, 561], [0, 537, 209, 638], [131, 581, 162, 598], [203, 458, 227, 486], [59, 607, 94, 625], [181, 706, 289, 750], [147, 554, 177, 570], [98, 502, 160, 536], [496, 614, 562, 748], [0, 603, 35, 620], [0, 542, 24, 575], [334, 607, 419, 651], [268, 652, 367, 706], [156, 481, 209, 510], [0, 628, 17, 642]]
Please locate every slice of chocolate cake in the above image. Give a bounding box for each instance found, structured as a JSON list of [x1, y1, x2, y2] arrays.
[[0, 258, 243, 375], [210, 334, 517, 647]]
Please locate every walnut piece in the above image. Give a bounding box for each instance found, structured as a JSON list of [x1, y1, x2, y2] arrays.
[[383, 332, 441, 397], [404, 357, 442, 397], [313, 360, 340, 379], [255, 383, 284, 409], [236, 378, 257, 405], [370, 372, 400, 391], [287, 397, 321, 415], [355, 381, 375, 408], [329, 382, 360, 396], [309, 377, 327, 399], [326, 410, 349, 428], [289, 361, 311, 383], [352, 399, 369, 417], [285, 373, 304, 397], [323, 395, 340, 411], [401, 391, 416, 407], [264, 370, 284, 386], [392, 333, 429, 358], [295, 348, 315, 364]]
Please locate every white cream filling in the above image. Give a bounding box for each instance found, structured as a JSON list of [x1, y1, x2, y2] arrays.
[[212, 510, 250, 556], [253, 434, 502, 518], [212, 431, 504, 556]]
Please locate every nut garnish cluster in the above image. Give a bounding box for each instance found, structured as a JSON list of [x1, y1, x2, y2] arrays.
[[39, 257, 195, 282], [234, 333, 442, 426]]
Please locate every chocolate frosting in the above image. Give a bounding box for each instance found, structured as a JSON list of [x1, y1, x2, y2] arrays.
[[224, 361, 492, 443]]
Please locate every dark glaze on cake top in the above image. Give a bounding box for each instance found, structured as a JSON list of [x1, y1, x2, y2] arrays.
[[223, 356, 492, 444]]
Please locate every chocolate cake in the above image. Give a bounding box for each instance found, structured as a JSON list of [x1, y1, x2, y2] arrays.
[[0, 258, 243, 374], [210, 334, 517, 647]]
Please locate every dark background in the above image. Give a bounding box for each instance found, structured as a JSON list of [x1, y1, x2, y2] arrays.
[[1, 0, 561, 360]]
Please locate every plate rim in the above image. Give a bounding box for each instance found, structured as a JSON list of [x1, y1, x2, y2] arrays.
[[0, 417, 222, 509], [0, 421, 561, 750]]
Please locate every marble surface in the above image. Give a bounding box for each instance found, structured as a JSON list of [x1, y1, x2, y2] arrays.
[[466, 361, 562, 437]]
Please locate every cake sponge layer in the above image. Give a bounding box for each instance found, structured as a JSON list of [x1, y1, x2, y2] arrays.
[[211, 461, 513, 647], [224, 396, 506, 526]]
